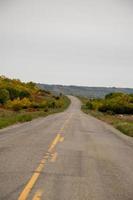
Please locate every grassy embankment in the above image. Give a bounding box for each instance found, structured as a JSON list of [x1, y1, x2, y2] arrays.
[[0, 76, 70, 129], [79, 96, 133, 137], [0, 96, 70, 129]]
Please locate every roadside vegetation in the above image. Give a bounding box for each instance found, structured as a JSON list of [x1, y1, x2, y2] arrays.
[[79, 93, 133, 137], [0, 76, 70, 129]]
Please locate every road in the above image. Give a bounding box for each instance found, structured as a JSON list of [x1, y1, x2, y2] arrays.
[[0, 96, 133, 200]]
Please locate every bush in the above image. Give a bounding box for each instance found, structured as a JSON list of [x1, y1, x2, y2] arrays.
[[6, 98, 31, 111], [19, 90, 31, 99], [30, 102, 40, 109], [86, 101, 93, 109], [0, 89, 10, 104], [83, 93, 133, 115], [98, 98, 133, 114], [38, 100, 48, 108], [53, 95, 60, 100], [105, 92, 124, 99], [6, 87, 20, 100], [47, 100, 56, 108], [20, 98, 31, 109], [85, 99, 103, 110], [6, 99, 22, 111], [55, 100, 63, 108]]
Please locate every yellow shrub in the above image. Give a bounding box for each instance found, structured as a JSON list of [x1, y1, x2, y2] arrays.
[[6, 98, 31, 111], [20, 98, 31, 108], [55, 100, 63, 108]]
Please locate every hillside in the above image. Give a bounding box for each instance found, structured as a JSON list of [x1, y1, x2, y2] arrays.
[[0, 76, 70, 128], [38, 84, 133, 98]]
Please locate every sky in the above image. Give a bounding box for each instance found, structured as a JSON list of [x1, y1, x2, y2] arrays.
[[0, 0, 133, 87]]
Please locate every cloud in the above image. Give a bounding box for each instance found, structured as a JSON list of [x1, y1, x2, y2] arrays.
[[0, 0, 133, 87]]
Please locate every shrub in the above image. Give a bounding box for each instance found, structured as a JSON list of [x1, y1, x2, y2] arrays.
[[20, 98, 31, 109], [6, 87, 20, 100], [0, 89, 10, 104], [38, 100, 48, 108], [86, 101, 93, 109], [6, 99, 22, 111], [105, 92, 124, 99], [85, 99, 103, 110], [98, 98, 133, 114], [6, 98, 31, 111], [31, 102, 40, 109], [47, 100, 56, 108], [84, 93, 133, 115], [53, 95, 60, 100], [19, 90, 31, 99]]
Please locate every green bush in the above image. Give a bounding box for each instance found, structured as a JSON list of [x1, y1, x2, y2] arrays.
[[85, 99, 103, 110], [6, 87, 20, 100], [0, 89, 10, 104], [19, 90, 31, 99], [86, 101, 93, 109], [83, 93, 133, 115], [98, 97, 133, 114], [105, 92, 124, 99], [38, 100, 48, 108], [47, 100, 56, 108]]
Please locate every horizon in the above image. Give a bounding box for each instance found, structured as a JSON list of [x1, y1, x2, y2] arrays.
[[0, 0, 133, 88], [1, 74, 133, 89]]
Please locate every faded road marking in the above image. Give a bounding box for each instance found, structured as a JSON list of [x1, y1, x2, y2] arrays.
[[18, 114, 73, 200], [18, 160, 46, 200], [32, 189, 43, 200], [51, 152, 58, 162], [48, 134, 61, 153]]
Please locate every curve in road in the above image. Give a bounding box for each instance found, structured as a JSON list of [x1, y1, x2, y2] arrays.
[[0, 96, 133, 200]]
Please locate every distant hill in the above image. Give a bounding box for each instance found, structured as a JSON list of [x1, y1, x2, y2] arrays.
[[38, 84, 133, 98]]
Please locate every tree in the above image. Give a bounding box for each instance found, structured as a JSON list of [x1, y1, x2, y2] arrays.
[[19, 90, 30, 99], [6, 87, 20, 100], [0, 89, 10, 104]]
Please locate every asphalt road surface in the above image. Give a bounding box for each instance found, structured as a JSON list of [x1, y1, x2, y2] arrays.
[[0, 96, 133, 200]]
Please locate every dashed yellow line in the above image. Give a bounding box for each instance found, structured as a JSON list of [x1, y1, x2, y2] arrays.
[[59, 136, 64, 142], [51, 152, 58, 162], [18, 159, 46, 200], [18, 134, 60, 200], [18, 113, 73, 200], [32, 189, 43, 200], [48, 134, 61, 153]]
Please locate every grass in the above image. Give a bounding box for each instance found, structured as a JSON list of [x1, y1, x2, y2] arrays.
[[79, 97, 133, 137], [0, 96, 70, 129]]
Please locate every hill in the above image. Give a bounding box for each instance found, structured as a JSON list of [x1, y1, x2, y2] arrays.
[[38, 84, 133, 98], [0, 76, 70, 129]]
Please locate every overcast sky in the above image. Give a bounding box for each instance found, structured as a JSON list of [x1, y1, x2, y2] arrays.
[[0, 0, 133, 87]]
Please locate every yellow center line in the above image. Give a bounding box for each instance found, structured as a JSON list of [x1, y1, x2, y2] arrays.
[[18, 134, 60, 200], [32, 189, 43, 200], [59, 113, 73, 133], [51, 152, 58, 162], [48, 134, 61, 153], [59, 136, 64, 142], [18, 114, 73, 200], [18, 160, 46, 200]]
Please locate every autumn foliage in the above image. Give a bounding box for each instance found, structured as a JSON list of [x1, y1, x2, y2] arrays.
[[84, 92, 133, 114], [0, 76, 65, 111]]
